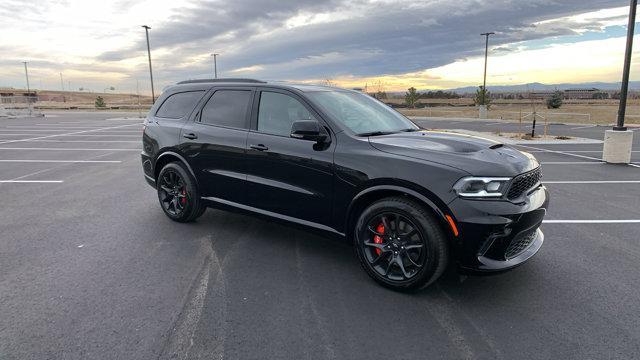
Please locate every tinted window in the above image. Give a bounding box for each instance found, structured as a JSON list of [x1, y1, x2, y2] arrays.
[[257, 92, 315, 136], [156, 91, 204, 119], [200, 90, 252, 128]]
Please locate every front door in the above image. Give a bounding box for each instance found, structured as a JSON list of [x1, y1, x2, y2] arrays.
[[245, 89, 335, 226]]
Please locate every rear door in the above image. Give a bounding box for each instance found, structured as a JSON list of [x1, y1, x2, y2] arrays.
[[244, 89, 335, 226], [180, 87, 254, 203]]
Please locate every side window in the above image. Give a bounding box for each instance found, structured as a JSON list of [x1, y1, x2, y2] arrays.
[[257, 91, 315, 136], [155, 91, 204, 119], [200, 90, 252, 129]]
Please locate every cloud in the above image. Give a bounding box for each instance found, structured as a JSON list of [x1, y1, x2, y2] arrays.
[[0, 0, 631, 92]]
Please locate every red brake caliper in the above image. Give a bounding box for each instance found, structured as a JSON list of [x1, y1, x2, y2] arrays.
[[180, 189, 187, 205], [373, 222, 385, 255]]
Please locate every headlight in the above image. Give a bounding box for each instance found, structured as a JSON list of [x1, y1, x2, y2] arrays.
[[453, 177, 511, 198]]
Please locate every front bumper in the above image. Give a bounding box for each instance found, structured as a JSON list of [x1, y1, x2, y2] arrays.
[[448, 185, 549, 273]]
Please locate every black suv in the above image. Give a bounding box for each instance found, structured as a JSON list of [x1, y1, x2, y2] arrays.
[[142, 79, 549, 291]]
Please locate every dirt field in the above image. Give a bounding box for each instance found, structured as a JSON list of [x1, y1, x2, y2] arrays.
[[1, 88, 153, 110], [394, 98, 640, 125], [3, 88, 638, 124]]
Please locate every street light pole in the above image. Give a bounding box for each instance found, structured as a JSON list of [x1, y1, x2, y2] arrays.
[[615, 0, 637, 131], [603, 0, 636, 163], [211, 53, 219, 78], [142, 25, 155, 102], [23, 61, 30, 93], [480, 32, 495, 106]]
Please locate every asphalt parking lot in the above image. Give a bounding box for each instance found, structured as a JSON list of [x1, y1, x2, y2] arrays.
[[1, 112, 639, 360]]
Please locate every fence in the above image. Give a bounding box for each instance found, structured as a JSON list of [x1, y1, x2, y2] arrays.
[[0, 96, 42, 117]]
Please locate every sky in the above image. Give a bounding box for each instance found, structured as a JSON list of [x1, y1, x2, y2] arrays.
[[0, 0, 637, 94]]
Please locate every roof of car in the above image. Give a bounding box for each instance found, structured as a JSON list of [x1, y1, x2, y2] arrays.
[[172, 79, 350, 93]]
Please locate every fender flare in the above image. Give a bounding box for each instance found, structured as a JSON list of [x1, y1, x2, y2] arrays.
[[345, 184, 455, 238], [155, 151, 198, 181]]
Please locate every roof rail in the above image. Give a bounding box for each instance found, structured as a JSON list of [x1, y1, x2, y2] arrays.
[[176, 78, 266, 85]]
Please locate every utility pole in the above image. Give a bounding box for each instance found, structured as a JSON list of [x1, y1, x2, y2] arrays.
[[480, 32, 495, 106], [142, 25, 155, 102], [615, 0, 637, 131], [23, 61, 32, 116], [211, 53, 219, 78], [60, 73, 64, 91], [603, 0, 636, 163], [23, 62, 30, 93]]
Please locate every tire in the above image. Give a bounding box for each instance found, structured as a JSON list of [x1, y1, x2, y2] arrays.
[[156, 162, 206, 223], [354, 196, 448, 291]]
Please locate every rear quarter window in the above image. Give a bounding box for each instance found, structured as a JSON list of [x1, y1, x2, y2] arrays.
[[155, 91, 204, 119]]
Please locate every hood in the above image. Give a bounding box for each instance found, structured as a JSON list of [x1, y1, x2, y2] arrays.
[[368, 130, 538, 176]]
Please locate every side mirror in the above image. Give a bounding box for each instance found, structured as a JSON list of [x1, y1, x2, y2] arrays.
[[290, 120, 328, 143]]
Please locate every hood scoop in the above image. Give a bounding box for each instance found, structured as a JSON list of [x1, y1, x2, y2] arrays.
[[489, 143, 504, 149]]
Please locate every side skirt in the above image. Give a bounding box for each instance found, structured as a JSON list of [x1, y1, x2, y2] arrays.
[[201, 196, 346, 237]]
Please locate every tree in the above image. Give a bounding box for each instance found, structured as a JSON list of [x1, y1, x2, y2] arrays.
[[404, 87, 420, 108], [95, 96, 106, 108], [546, 90, 563, 109], [474, 86, 491, 106], [375, 91, 388, 100]]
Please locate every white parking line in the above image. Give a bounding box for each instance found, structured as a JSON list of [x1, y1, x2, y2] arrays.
[[528, 150, 640, 153], [569, 125, 597, 130], [541, 161, 604, 165], [544, 220, 640, 224], [29, 140, 140, 143], [544, 180, 640, 184], [105, 118, 145, 121], [485, 122, 505, 125], [0, 152, 119, 185], [517, 144, 603, 162], [0, 147, 140, 151], [0, 134, 142, 138], [0, 123, 141, 145], [0, 129, 140, 132], [15, 125, 138, 128], [0, 180, 63, 183], [0, 160, 121, 163], [59, 134, 141, 137]]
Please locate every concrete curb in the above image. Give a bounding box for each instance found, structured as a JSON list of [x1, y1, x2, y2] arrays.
[[409, 116, 640, 128], [442, 129, 603, 145]]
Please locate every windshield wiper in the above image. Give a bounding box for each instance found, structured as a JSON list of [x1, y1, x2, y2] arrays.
[[399, 128, 420, 132]]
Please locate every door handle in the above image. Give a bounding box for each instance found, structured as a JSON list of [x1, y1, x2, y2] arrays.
[[183, 132, 198, 140], [250, 144, 269, 151]]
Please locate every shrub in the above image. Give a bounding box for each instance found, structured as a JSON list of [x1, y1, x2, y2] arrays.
[[95, 96, 106, 108]]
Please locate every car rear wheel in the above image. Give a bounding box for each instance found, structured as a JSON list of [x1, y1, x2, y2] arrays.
[[354, 197, 448, 291], [157, 162, 205, 222]]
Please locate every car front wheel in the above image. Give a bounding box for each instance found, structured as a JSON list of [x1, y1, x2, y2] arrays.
[[354, 197, 448, 291]]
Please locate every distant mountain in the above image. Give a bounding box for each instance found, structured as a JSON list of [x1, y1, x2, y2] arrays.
[[448, 82, 636, 94]]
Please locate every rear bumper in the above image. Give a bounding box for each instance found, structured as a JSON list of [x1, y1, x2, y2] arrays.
[[448, 185, 549, 273], [141, 152, 156, 189]]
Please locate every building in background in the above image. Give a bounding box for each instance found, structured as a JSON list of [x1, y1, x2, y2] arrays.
[[564, 88, 600, 99]]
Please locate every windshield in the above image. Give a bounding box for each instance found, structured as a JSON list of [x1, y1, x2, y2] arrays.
[[307, 90, 418, 136]]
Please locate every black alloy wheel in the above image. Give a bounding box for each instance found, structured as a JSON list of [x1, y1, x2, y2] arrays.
[[363, 212, 426, 281], [355, 197, 448, 291], [156, 162, 206, 222], [159, 169, 188, 216]]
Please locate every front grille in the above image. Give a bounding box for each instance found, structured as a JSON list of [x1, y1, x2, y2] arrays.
[[507, 168, 542, 200], [505, 231, 537, 259]]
